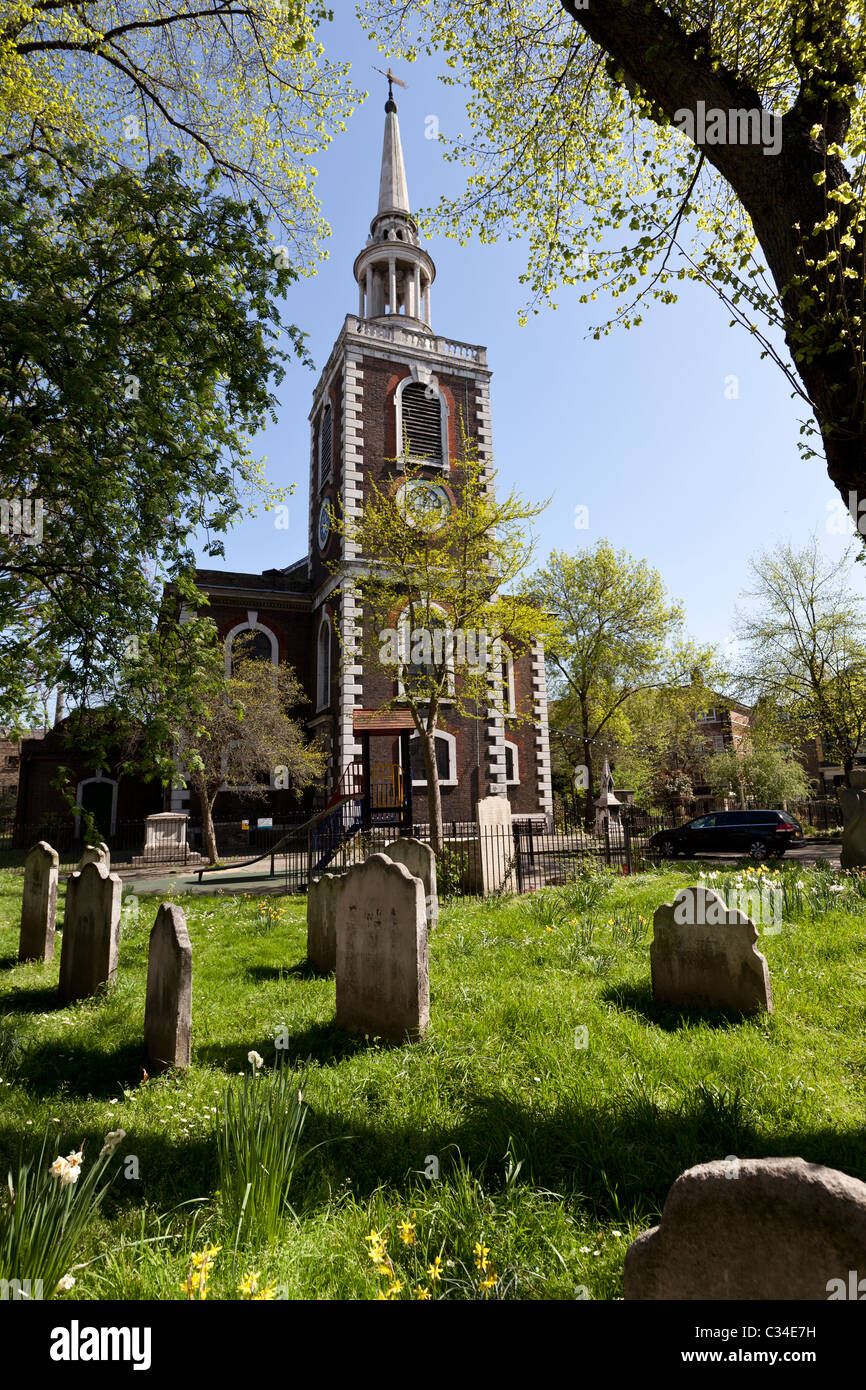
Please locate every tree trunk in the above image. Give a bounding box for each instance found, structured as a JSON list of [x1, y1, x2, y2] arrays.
[[581, 694, 593, 829], [421, 727, 444, 856], [191, 772, 220, 864]]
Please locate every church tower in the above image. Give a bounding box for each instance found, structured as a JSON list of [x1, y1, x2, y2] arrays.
[[306, 80, 552, 825]]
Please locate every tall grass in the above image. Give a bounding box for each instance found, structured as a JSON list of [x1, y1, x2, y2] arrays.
[[216, 1060, 308, 1247]]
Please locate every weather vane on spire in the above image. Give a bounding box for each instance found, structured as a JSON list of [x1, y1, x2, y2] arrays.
[[373, 65, 408, 107]]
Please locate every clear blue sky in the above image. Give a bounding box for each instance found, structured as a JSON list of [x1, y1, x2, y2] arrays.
[[206, 11, 862, 653]]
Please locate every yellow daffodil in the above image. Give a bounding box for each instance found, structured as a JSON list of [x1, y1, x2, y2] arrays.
[[398, 1218, 416, 1245], [415, 1285, 432, 1300], [426, 1256, 442, 1283], [473, 1242, 490, 1272]]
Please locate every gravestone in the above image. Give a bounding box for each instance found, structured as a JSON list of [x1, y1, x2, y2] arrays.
[[58, 862, 122, 1001], [624, 1157, 866, 1299], [77, 842, 110, 872], [476, 795, 514, 895], [143, 903, 192, 1072], [306, 870, 346, 974], [650, 885, 772, 1013], [335, 854, 429, 1042], [383, 837, 438, 929], [839, 788, 866, 869], [19, 841, 59, 963]]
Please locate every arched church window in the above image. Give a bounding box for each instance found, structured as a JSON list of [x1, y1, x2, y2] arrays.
[[400, 381, 443, 465], [230, 628, 273, 674], [319, 401, 333, 487], [317, 619, 331, 710]]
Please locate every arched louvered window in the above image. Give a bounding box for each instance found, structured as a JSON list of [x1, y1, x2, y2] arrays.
[[319, 401, 333, 487], [317, 619, 331, 710], [400, 381, 443, 465]]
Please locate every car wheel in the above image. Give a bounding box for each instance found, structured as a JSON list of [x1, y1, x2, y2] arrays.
[[660, 838, 678, 859], [749, 839, 769, 860]]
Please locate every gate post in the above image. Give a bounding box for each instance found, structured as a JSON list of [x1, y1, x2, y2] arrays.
[[603, 818, 611, 867]]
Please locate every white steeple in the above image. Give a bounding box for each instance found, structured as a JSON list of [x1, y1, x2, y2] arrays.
[[378, 99, 410, 217], [353, 81, 436, 331]]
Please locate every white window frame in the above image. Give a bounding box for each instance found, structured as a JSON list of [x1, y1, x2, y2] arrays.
[[503, 739, 519, 785], [316, 616, 331, 712], [74, 772, 118, 837], [224, 612, 279, 677], [396, 605, 456, 700], [410, 729, 457, 787], [697, 708, 718, 723], [395, 373, 449, 472], [219, 740, 275, 794]]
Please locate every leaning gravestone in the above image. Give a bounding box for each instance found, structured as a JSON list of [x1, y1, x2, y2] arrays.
[[58, 862, 122, 1001], [839, 788, 866, 869], [476, 795, 514, 895], [650, 885, 772, 1014], [335, 854, 429, 1043], [19, 841, 59, 963], [77, 842, 110, 872], [383, 837, 438, 929], [306, 870, 346, 974], [624, 1157, 866, 1299], [143, 903, 192, 1072]]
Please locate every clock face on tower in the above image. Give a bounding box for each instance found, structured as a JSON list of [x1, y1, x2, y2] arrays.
[[396, 479, 453, 531], [317, 499, 332, 550]]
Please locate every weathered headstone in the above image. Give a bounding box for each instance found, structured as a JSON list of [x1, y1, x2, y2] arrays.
[[335, 854, 429, 1042], [476, 795, 514, 895], [306, 870, 346, 973], [58, 862, 122, 1001], [19, 841, 59, 963], [650, 885, 772, 1013], [77, 841, 110, 872], [383, 837, 438, 929], [625, 1157, 866, 1300], [840, 788, 866, 869], [143, 903, 192, 1072]]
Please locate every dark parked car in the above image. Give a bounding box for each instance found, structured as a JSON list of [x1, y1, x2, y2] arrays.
[[649, 809, 803, 860]]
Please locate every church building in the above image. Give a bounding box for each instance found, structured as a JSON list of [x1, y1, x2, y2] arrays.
[[15, 86, 553, 843]]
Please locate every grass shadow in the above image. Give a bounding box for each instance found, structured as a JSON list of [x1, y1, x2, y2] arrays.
[[601, 982, 759, 1031], [0, 985, 66, 1014], [19, 1039, 147, 1098]]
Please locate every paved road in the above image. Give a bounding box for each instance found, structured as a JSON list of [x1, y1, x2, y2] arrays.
[[665, 840, 841, 867]]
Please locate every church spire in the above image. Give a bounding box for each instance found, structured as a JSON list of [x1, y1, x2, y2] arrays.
[[377, 87, 410, 217], [353, 74, 436, 331]]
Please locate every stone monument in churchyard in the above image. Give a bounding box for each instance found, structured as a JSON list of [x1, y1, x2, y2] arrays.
[[58, 861, 122, 1001], [132, 812, 202, 867], [383, 837, 438, 929], [335, 854, 429, 1042], [650, 885, 773, 1013], [625, 1157, 866, 1299], [306, 870, 346, 974], [475, 796, 514, 895], [19, 840, 59, 963], [143, 903, 192, 1072], [594, 757, 623, 842]]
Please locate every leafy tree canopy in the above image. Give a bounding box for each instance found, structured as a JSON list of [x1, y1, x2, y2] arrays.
[[0, 145, 305, 726], [362, 0, 866, 495]]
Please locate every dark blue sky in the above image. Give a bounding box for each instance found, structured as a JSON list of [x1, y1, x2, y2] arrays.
[[208, 9, 861, 651]]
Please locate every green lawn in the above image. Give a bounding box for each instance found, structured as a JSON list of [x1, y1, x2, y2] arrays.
[[1, 861, 864, 1301]]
